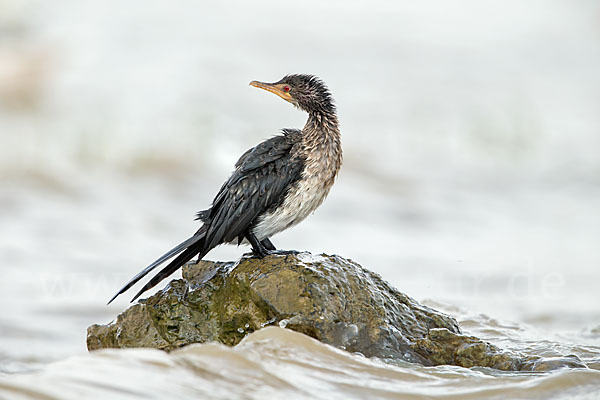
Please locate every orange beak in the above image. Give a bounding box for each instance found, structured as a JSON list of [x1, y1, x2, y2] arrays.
[[249, 80, 293, 103]]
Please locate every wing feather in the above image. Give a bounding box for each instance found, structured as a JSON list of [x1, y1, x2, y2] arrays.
[[204, 132, 304, 249]]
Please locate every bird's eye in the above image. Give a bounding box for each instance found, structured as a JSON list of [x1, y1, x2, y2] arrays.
[[283, 85, 290, 92]]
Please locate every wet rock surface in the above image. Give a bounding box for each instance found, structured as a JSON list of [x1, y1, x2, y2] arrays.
[[88, 252, 586, 371]]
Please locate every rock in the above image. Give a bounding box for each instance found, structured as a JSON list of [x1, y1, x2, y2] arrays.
[[412, 328, 521, 370], [88, 252, 585, 371]]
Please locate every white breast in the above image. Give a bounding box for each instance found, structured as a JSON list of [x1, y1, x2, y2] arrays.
[[252, 172, 331, 241]]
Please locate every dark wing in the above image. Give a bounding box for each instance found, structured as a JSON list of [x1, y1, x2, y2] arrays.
[[203, 131, 304, 249]]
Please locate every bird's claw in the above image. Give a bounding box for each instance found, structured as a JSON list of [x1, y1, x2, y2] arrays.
[[241, 250, 270, 259], [270, 249, 299, 256], [248, 249, 298, 258], [252, 248, 273, 258]]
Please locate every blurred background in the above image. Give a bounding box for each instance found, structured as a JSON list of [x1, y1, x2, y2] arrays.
[[0, 0, 599, 373]]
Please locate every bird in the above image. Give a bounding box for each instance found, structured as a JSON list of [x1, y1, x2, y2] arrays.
[[108, 74, 342, 304]]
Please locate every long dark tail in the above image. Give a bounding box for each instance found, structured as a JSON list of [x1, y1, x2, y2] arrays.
[[108, 227, 207, 304]]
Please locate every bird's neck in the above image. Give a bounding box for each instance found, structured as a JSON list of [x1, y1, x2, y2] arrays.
[[301, 111, 342, 177], [302, 112, 340, 146]]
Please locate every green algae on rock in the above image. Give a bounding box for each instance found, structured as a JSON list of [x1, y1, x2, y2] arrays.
[[87, 252, 585, 371]]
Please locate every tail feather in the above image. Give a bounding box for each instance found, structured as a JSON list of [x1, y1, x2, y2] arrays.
[[129, 241, 208, 303], [108, 229, 206, 304]]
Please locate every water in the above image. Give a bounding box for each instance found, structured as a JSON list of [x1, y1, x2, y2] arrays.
[[1, 327, 599, 400], [1, 0, 599, 398]]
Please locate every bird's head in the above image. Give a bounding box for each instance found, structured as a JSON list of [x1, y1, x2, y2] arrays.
[[250, 74, 335, 116]]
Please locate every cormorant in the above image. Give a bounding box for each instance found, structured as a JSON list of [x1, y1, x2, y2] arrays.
[[108, 74, 342, 304]]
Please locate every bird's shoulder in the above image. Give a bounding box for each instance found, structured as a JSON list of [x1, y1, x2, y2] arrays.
[[234, 129, 302, 172]]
